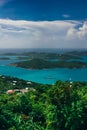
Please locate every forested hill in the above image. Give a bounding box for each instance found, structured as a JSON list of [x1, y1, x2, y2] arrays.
[[0, 76, 87, 130], [10, 58, 87, 69]]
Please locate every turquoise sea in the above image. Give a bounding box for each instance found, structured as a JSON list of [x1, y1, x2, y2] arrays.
[[0, 48, 87, 84], [0, 57, 87, 84]]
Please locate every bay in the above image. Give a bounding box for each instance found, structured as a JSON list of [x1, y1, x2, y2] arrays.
[[0, 64, 87, 84], [0, 51, 87, 84]]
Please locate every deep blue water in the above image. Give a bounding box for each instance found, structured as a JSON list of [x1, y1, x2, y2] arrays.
[[0, 48, 87, 84]]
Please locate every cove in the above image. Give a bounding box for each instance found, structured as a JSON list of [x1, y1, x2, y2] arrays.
[[0, 54, 87, 84], [0, 65, 87, 84]]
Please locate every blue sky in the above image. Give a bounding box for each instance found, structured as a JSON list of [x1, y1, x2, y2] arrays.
[[0, 0, 87, 48], [0, 0, 87, 20]]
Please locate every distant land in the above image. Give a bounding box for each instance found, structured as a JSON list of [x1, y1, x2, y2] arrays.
[[0, 49, 87, 69], [0, 57, 10, 60], [9, 51, 87, 69], [0, 48, 87, 55], [10, 58, 87, 69]]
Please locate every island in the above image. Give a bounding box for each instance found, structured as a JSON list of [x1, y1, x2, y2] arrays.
[[2, 51, 82, 60], [10, 58, 87, 69]]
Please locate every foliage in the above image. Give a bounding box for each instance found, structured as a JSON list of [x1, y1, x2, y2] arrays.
[[0, 77, 87, 130], [10, 58, 87, 69]]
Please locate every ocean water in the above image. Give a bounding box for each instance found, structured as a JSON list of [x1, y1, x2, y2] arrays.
[[0, 48, 87, 84], [0, 64, 87, 84]]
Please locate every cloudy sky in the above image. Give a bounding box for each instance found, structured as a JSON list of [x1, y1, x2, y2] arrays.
[[0, 0, 87, 48]]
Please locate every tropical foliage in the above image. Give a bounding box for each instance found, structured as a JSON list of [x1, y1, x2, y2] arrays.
[[10, 58, 87, 69], [0, 77, 87, 130]]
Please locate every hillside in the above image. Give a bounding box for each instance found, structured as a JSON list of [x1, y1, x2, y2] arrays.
[[0, 76, 87, 130], [10, 58, 87, 69]]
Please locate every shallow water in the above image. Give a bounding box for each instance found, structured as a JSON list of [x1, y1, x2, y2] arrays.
[[0, 65, 87, 84], [0, 55, 87, 84]]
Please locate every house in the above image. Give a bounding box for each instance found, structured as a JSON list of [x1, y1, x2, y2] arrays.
[[7, 90, 15, 94], [26, 81, 32, 85], [6, 87, 35, 95], [20, 89, 28, 94]]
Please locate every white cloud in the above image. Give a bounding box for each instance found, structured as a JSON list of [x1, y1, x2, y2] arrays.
[[67, 22, 87, 39], [0, 19, 87, 48], [62, 14, 70, 18]]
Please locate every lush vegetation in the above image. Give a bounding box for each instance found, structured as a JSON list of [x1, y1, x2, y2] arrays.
[[0, 76, 87, 130], [10, 58, 87, 69], [0, 75, 45, 93]]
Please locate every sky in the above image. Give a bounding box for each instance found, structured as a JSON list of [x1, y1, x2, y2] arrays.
[[0, 0, 87, 48]]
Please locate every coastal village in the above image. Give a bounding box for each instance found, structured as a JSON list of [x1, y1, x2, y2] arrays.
[[6, 80, 36, 94], [0, 75, 36, 94]]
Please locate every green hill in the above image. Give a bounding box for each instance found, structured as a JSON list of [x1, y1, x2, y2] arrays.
[[10, 58, 87, 69], [0, 76, 87, 130]]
